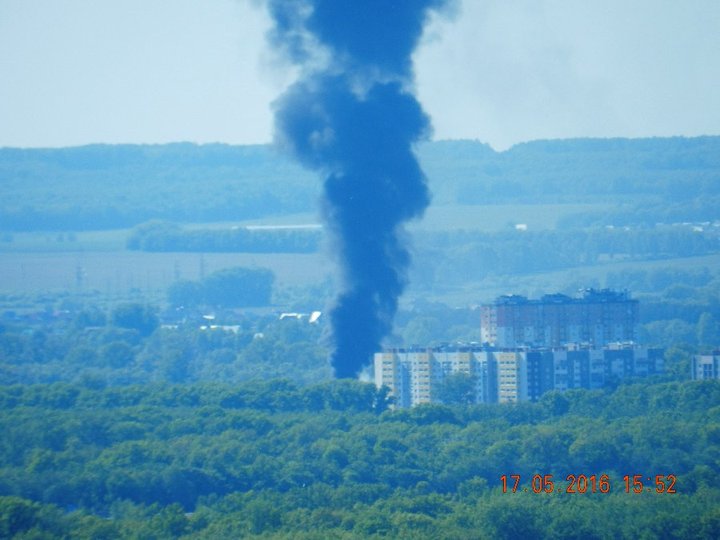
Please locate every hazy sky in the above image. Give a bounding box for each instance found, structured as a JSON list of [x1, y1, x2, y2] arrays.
[[1, 0, 719, 150]]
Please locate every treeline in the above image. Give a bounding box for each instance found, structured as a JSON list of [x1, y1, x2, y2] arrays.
[[1, 379, 719, 537], [558, 196, 720, 229], [2, 137, 719, 231], [167, 267, 275, 308], [426, 136, 720, 205], [0, 143, 317, 232], [1, 278, 716, 390], [0, 303, 329, 386], [605, 266, 715, 293], [127, 221, 321, 253], [126, 220, 720, 262], [415, 227, 720, 285]]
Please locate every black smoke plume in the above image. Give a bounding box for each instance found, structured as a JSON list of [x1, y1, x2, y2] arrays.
[[267, 0, 449, 378]]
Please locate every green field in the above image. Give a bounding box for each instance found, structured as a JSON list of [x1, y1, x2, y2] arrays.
[[412, 202, 613, 231], [0, 201, 711, 304], [0, 229, 128, 252], [183, 202, 612, 232], [4, 236, 718, 308], [227, 203, 612, 232], [405, 253, 720, 306], [0, 251, 331, 297]]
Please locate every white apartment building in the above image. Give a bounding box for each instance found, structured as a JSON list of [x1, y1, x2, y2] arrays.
[[374, 344, 663, 408]]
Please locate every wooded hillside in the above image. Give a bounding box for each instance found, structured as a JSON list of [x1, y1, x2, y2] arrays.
[[2, 137, 718, 231]]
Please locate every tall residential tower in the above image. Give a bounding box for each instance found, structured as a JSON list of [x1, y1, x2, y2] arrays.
[[480, 289, 638, 348]]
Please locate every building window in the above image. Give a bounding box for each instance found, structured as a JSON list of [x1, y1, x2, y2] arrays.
[[703, 364, 716, 380]]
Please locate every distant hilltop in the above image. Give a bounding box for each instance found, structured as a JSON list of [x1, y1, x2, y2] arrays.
[[1, 136, 719, 231]]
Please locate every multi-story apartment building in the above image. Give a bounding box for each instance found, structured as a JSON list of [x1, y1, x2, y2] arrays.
[[495, 351, 526, 403], [374, 344, 663, 408], [691, 352, 720, 380], [480, 289, 638, 348], [374, 346, 497, 408]]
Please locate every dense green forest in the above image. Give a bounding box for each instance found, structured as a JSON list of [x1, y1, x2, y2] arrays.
[[1, 379, 719, 538], [2, 137, 719, 231], [0, 144, 316, 231], [1, 290, 718, 537]]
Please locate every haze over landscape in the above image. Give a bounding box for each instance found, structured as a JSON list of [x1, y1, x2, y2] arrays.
[[1, 1, 720, 538]]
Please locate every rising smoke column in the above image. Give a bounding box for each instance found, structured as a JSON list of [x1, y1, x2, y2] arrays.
[[267, 0, 449, 378]]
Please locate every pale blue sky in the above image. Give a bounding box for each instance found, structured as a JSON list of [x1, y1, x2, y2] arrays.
[[1, 0, 718, 150]]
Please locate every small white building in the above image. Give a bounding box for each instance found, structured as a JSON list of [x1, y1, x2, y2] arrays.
[[691, 353, 720, 380]]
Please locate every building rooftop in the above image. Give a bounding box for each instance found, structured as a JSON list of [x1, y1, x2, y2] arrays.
[[492, 288, 633, 306]]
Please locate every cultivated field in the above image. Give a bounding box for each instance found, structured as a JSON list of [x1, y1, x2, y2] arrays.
[[405, 253, 720, 306], [1, 201, 707, 306], [0, 251, 331, 297]]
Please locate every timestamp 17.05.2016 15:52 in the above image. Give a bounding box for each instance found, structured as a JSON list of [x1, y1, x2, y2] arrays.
[[500, 474, 677, 494]]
